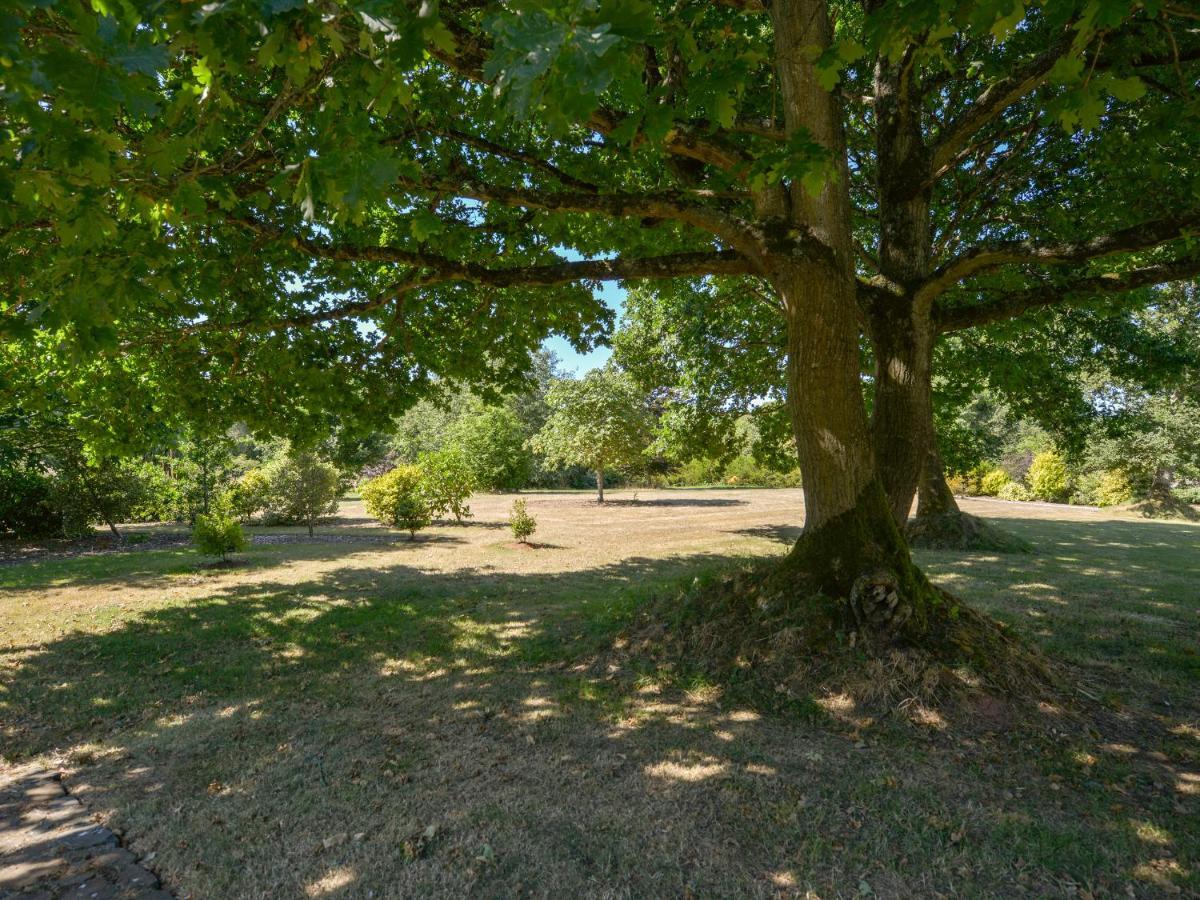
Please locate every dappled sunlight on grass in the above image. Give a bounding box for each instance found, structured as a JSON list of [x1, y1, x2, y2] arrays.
[[304, 866, 358, 897], [1, 491, 1198, 896], [644, 757, 729, 782], [1131, 818, 1174, 846]]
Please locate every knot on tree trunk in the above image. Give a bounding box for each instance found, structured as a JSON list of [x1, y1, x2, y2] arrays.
[[849, 567, 911, 649]]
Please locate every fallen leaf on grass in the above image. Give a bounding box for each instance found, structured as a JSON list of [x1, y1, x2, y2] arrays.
[[403, 824, 438, 860]]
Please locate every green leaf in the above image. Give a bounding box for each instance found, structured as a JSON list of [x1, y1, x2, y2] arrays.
[[108, 42, 168, 76], [712, 92, 737, 129], [990, 1, 1027, 39], [1048, 55, 1084, 85], [410, 209, 444, 242], [1106, 75, 1146, 103], [191, 57, 213, 87]]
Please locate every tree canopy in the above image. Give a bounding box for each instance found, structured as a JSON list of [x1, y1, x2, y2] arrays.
[[533, 366, 652, 499], [5, 1, 1197, 442]]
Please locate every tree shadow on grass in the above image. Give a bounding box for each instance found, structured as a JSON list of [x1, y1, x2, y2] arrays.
[[0, 551, 741, 759], [594, 497, 750, 509], [0, 533, 470, 593], [915, 515, 1200, 720], [1, 523, 1198, 897], [728, 523, 804, 544]]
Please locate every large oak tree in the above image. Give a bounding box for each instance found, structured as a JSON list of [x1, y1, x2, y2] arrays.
[[3, 0, 1199, 648]]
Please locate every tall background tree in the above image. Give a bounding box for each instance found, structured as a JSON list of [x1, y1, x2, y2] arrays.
[[533, 366, 652, 501]]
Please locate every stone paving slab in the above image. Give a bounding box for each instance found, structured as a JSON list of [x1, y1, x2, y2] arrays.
[[0, 765, 171, 900]]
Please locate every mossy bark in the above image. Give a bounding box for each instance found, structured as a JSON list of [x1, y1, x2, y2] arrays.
[[866, 44, 935, 529], [774, 479, 950, 648]]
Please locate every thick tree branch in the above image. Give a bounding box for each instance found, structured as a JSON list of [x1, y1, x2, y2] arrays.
[[919, 212, 1200, 300], [432, 17, 752, 175], [397, 169, 756, 249], [231, 214, 753, 279], [423, 127, 600, 193], [204, 228, 756, 331], [930, 30, 1076, 175], [935, 255, 1200, 333]]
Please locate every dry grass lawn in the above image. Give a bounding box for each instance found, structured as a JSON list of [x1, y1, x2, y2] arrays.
[[1, 489, 1198, 898]]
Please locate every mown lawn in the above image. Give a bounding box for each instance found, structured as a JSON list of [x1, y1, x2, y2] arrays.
[[1, 490, 1197, 898]]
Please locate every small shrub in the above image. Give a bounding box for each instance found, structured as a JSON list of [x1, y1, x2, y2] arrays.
[[362, 465, 431, 538], [225, 468, 272, 522], [417, 448, 475, 524], [0, 467, 60, 538], [509, 498, 537, 543], [721, 455, 802, 487], [127, 462, 181, 522], [1093, 469, 1136, 507], [945, 472, 969, 495], [1175, 484, 1200, 505], [668, 457, 725, 486], [997, 481, 1032, 502], [979, 467, 1012, 497], [1027, 450, 1070, 502], [949, 466, 989, 496], [192, 512, 248, 561], [261, 451, 341, 535]]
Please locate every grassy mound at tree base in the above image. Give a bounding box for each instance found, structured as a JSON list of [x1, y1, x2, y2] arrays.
[[906, 511, 1034, 553], [621, 562, 1058, 730], [1117, 495, 1200, 521]]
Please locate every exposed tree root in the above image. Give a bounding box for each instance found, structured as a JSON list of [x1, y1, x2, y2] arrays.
[[622, 560, 1059, 730], [906, 510, 1033, 553]]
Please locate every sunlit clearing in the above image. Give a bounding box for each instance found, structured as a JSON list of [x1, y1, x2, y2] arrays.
[[770, 870, 797, 887], [1175, 773, 1200, 796], [726, 709, 760, 723], [908, 704, 947, 730]]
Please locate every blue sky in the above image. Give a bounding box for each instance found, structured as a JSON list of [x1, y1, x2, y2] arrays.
[[541, 276, 625, 376]]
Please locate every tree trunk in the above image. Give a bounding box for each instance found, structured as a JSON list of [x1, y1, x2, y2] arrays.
[[763, 0, 941, 644], [106, 519, 123, 541], [916, 442, 961, 519], [866, 45, 936, 528], [906, 431, 1033, 553], [869, 305, 935, 525], [773, 264, 938, 641], [1150, 468, 1174, 499], [307, 518, 314, 537], [595, 468, 605, 503]]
